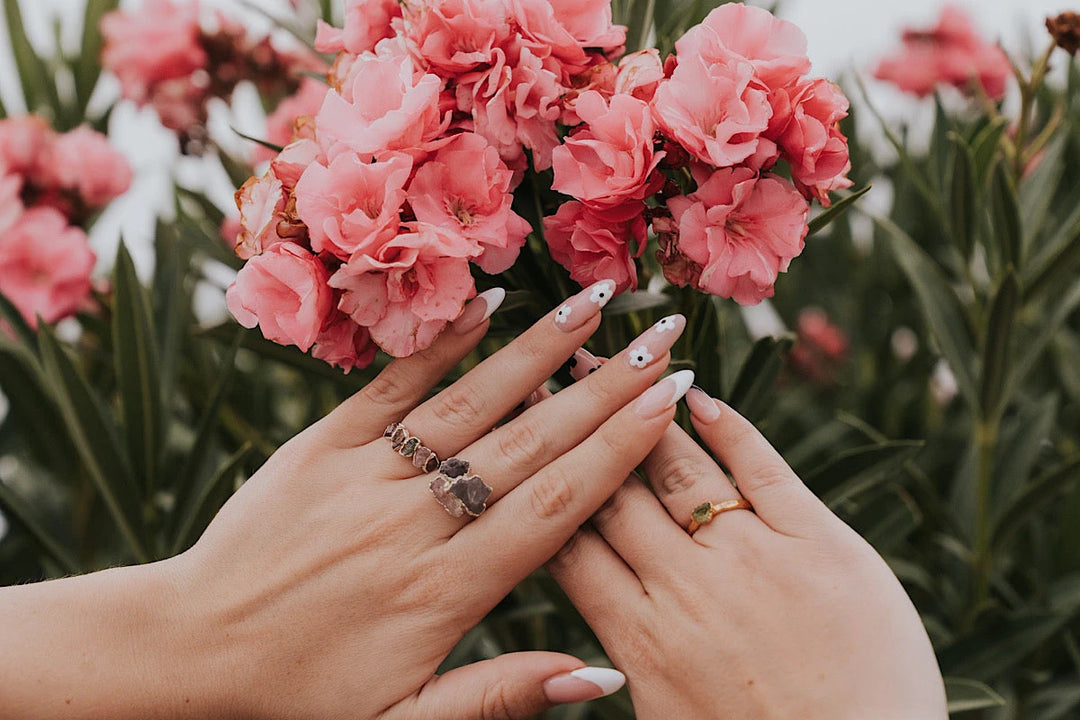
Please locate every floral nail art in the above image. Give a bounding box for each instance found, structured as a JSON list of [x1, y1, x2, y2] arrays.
[[655, 316, 678, 332], [554, 279, 617, 332], [555, 305, 572, 325], [628, 345, 654, 368], [589, 280, 616, 306]]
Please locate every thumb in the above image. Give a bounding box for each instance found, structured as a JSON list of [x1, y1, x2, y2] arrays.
[[400, 652, 625, 720]]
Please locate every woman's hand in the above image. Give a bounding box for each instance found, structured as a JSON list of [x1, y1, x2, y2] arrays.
[[546, 382, 948, 720], [6, 282, 698, 720]]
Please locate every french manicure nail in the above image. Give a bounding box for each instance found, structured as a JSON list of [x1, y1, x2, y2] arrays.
[[569, 348, 603, 381], [543, 667, 626, 704], [553, 279, 617, 332], [686, 385, 722, 422], [523, 385, 552, 409], [634, 369, 695, 419], [453, 287, 506, 335], [624, 314, 686, 369]]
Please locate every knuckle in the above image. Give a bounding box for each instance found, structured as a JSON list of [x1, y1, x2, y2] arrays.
[[593, 483, 630, 524], [359, 369, 415, 410], [745, 466, 793, 495], [582, 371, 621, 406], [513, 331, 550, 364], [650, 454, 704, 496], [479, 681, 515, 720], [432, 383, 487, 427], [529, 472, 577, 521], [548, 528, 584, 569], [496, 422, 550, 469]]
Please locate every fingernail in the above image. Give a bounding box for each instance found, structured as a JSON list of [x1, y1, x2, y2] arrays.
[[634, 369, 695, 419], [568, 348, 603, 381], [553, 279, 617, 332], [686, 385, 722, 423], [453, 287, 506, 335], [543, 667, 626, 704], [624, 314, 686, 370], [523, 385, 552, 408]]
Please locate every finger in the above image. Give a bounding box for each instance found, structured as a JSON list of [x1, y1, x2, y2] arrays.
[[685, 387, 834, 537], [398, 279, 617, 462], [453, 370, 695, 592], [394, 653, 625, 720], [442, 315, 685, 517], [546, 526, 646, 624], [318, 287, 506, 448], [589, 475, 692, 579], [641, 420, 750, 532]]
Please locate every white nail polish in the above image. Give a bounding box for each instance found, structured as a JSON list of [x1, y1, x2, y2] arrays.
[[569, 667, 626, 695]]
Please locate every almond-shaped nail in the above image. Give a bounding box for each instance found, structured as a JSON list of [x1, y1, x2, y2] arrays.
[[553, 279, 617, 332], [523, 385, 553, 409], [543, 667, 626, 704], [453, 287, 506, 334], [634, 369, 695, 419], [568, 348, 603, 381], [624, 314, 686, 369], [685, 385, 722, 422]]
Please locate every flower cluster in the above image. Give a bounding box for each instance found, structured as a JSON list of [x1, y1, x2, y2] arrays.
[[788, 307, 849, 385], [0, 116, 131, 328], [547, 3, 852, 303], [101, 0, 322, 154], [874, 5, 1011, 100]]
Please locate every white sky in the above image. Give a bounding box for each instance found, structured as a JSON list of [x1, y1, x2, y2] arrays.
[[0, 0, 1072, 281]]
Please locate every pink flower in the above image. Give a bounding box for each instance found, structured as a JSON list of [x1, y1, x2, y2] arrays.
[[0, 116, 52, 176], [329, 223, 476, 357], [675, 3, 811, 90], [294, 151, 412, 260], [311, 310, 378, 373], [100, 0, 206, 104], [552, 91, 664, 210], [667, 166, 809, 304], [225, 242, 333, 352], [614, 49, 664, 101], [768, 79, 852, 206], [873, 5, 1011, 100], [220, 214, 243, 247], [316, 54, 446, 156], [0, 173, 24, 234], [651, 52, 772, 169], [256, 78, 329, 164], [315, 0, 401, 55], [407, 132, 530, 273], [789, 307, 848, 384], [38, 126, 133, 209], [233, 172, 287, 260], [405, 0, 515, 76], [0, 207, 95, 328], [543, 201, 644, 293], [270, 138, 322, 190], [511, 0, 624, 70]]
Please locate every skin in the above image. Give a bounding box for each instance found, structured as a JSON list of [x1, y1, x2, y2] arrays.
[[547, 391, 949, 720], [0, 288, 686, 720]]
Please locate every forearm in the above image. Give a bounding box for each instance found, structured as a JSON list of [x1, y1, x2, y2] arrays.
[[0, 561, 230, 719]]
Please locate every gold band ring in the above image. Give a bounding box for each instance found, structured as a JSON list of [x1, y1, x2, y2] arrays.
[[687, 498, 753, 534]]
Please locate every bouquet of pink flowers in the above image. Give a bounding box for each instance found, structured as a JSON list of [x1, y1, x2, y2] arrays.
[[226, 0, 853, 372]]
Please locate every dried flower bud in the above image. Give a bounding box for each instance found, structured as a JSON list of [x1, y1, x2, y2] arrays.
[[1047, 12, 1080, 56]]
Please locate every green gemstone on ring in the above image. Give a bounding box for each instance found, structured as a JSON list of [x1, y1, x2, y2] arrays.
[[691, 502, 713, 524], [400, 437, 420, 457]]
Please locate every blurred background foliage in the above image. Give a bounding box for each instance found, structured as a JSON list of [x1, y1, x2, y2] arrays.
[[1, 0, 1079, 717]]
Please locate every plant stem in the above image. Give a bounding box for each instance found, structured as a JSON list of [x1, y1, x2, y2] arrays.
[[1013, 40, 1058, 178], [969, 416, 1000, 625]]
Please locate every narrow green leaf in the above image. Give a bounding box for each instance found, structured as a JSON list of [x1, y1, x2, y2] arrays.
[[805, 441, 924, 505], [1019, 133, 1067, 248], [0, 290, 36, 350], [171, 443, 252, 555], [939, 613, 1073, 680], [846, 487, 922, 552], [1023, 202, 1080, 302], [604, 290, 672, 316], [37, 324, 147, 563], [989, 161, 1022, 272], [992, 394, 1059, 519], [74, 0, 121, 113], [0, 336, 76, 477], [944, 678, 1006, 713], [993, 456, 1080, 551], [623, 0, 656, 54], [112, 241, 163, 498], [0, 479, 80, 575], [724, 335, 794, 421], [979, 270, 1019, 418], [230, 125, 284, 155], [875, 215, 979, 408], [1011, 278, 1080, 397], [930, 92, 951, 193], [806, 185, 871, 237], [3, 0, 54, 114], [947, 134, 977, 260], [969, 117, 1009, 184]]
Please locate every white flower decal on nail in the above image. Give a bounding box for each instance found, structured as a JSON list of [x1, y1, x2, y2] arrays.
[[628, 345, 654, 369], [555, 305, 572, 324], [589, 281, 615, 307], [654, 316, 678, 333]]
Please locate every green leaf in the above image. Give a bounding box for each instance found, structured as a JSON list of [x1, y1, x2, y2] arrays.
[[993, 455, 1080, 551], [230, 125, 284, 155], [992, 394, 1059, 517], [724, 334, 794, 422], [806, 185, 871, 238], [846, 487, 922, 552], [1019, 133, 1067, 248], [37, 324, 147, 563], [978, 270, 1019, 418], [622, 0, 656, 54], [947, 134, 977, 260], [74, 0, 120, 113], [0, 289, 36, 350], [939, 613, 1074, 680], [3, 0, 54, 114], [875, 215, 979, 408], [1011, 278, 1080, 397], [0, 478, 81, 575], [0, 336, 75, 478], [604, 290, 673, 316], [944, 677, 1006, 714], [171, 442, 252, 555], [1023, 201, 1080, 302], [969, 117, 1009, 185], [112, 241, 163, 498], [805, 441, 924, 506], [989, 161, 1022, 272]]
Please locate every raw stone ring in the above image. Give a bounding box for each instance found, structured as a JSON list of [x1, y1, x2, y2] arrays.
[[383, 422, 440, 473], [429, 457, 493, 519]]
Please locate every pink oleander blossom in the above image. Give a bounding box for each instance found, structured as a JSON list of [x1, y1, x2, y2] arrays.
[[543, 200, 644, 293], [0, 174, 24, 234], [667, 166, 809, 304], [511, 0, 623, 71], [329, 223, 476, 357], [256, 78, 329, 164], [768, 79, 852, 206], [39, 126, 133, 208], [315, 0, 401, 55], [270, 138, 322, 190], [294, 151, 413, 260], [0, 207, 96, 327], [614, 49, 664, 101], [311, 310, 378, 373], [233, 172, 287, 260], [552, 91, 664, 210], [405, 0, 515, 76], [0, 116, 51, 176], [407, 132, 530, 273], [873, 5, 1011, 100], [225, 242, 333, 352]]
